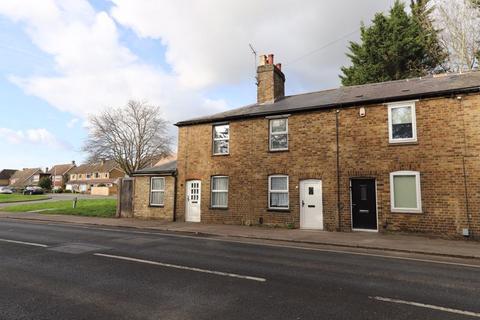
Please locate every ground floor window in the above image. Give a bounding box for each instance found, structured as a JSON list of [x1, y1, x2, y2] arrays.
[[390, 171, 422, 213], [211, 176, 228, 208], [268, 175, 289, 209], [150, 177, 165, 206]]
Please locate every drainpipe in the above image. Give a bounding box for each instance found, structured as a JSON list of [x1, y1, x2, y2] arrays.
[[173, 171, 178, 222], [336, 109, 341, 231], [459, 96, 473, 238]]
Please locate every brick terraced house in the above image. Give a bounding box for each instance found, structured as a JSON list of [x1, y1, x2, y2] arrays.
[[137, 54, 480, 238]]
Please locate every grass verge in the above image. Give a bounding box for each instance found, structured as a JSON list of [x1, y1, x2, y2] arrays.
[[0, 194, 49, 203], [0, 199, 117, 218]]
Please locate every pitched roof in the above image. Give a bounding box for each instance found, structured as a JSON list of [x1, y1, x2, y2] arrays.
[[69, 160, 121, 175], [133, 160, 177, 176], [176, 72, 480, 126], [48, 163, 75, 175], [0, 169, 17, 180], [9, 168, 41, 187]]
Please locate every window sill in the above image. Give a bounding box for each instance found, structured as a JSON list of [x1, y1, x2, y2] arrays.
[[388, 140, 418, 146], [390, 209, 423, 214], [210, 206, 228, 210], [268, 149, 289, 153], [267, 208, 291, 213], [149, 204, 165, 208], [212, 153, 230, 157]]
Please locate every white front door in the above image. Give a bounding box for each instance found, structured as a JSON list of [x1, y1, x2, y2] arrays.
[[300, 180, 323, 230], [186, 180, 201, 222]]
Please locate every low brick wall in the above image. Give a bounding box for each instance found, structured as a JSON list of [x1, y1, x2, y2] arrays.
[[91, 187, 110, 196]]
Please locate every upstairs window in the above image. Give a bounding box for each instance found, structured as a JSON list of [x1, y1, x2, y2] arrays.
[[268, 175, 289, 209], [211, 176, 229, 208], [390, 171, 422, 213], [213, 124, 229, 155], [150, 177, 165, 206], [269, 118, 288, 151], [388, 102, 417, 143]]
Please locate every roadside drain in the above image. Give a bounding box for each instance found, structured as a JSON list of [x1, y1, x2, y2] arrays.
[[48, 243, 110, 254]]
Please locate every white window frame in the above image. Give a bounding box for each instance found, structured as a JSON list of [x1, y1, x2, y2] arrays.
[[211, 176, 229, 208], [387, 101, 417, 144], [150, 177, 165, 207], [212, 124, 230, 155], [390, 171, 422, 213], [269, 118, 289, 151], [268, 175, 289, 210]]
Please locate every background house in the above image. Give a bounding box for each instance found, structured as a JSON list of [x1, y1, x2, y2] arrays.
[[9, 168, 42, 190], [0, 169, 17, 186], [48, 161, 76, 190], [66, 159, 124, 193]]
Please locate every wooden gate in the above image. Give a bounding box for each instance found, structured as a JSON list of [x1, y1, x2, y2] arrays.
[[117, 178, 134, 218]]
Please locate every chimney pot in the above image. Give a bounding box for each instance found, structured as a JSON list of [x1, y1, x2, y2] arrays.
[[275, 63, 282, 71], [72, 160, 76, 166], [267, 54, 274, 65], [259, 55, 267, 66]]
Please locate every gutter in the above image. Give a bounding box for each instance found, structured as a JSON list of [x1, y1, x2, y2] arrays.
[[175, 86, 480, 127]]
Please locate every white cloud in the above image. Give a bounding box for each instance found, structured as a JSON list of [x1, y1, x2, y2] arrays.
[[110, 0, 392, 90], [0, 0, 226, 124], [0, 127, 71, 150]]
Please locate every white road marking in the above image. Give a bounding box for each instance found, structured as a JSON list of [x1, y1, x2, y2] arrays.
[[0, 238, 48, 248], [371, 296, 480, 318], [3, 219, 480, 270], [94, 253, 266, 282]]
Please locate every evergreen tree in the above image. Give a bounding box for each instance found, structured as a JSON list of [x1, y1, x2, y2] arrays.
[[340, 0, 446, 86]]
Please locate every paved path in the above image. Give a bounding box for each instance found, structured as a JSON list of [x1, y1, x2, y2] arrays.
[[0, 212, 479, 260], [0, 220, 479, 320]]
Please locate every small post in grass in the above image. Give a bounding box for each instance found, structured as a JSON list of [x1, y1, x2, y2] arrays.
[[73, 197, 77, 209]]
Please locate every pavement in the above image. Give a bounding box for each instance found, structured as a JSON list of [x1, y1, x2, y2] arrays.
[[0, 211, 479, 260], [0, 219, 479, 320]]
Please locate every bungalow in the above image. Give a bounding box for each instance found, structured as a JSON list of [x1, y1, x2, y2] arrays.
[[66, 159, 124, 193], [133, 54, 480, 238], [0, 169, 17, 186]]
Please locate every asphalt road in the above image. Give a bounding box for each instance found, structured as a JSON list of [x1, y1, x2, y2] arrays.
[[0, 219, 479, 320]]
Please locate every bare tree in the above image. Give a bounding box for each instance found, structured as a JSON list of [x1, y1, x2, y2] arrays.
[[434, 0, 480, 72], [83, 100, 172, 176]]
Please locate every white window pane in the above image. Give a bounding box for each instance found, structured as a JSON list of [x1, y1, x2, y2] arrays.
[[271, 119, 287, 132], [213, 140, 229, 154], [393, 175, 417, 208], [212, 191, 228, 207], [212, 177, 228, 191], [152, 178, 165, 190], [271, 177, 288, 191], [270, 192, 289, 207], [271, 134, 288, 149], [213, 125, 229, 139], [392, 107, 412, 124], [151, 191, 164, 205]]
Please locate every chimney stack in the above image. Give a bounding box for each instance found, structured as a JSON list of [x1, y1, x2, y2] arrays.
[[256, 53, 285, 104]]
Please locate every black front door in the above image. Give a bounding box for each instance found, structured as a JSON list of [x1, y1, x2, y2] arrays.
[[351, 179, 377, 230]]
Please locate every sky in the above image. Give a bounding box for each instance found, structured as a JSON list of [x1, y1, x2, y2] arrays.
[[0, 0, 394, 170]]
